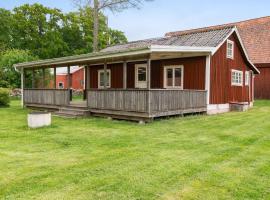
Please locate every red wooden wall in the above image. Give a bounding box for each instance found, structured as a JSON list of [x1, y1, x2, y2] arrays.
[[88, 57, 206, 90], [55, 68, 85, 90], [210, 33, 253, 104], [71, 68, 84, 90], [56, 75, 68, 89], [254, 65, 270, 99]]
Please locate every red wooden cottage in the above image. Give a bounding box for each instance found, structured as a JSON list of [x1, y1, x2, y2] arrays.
[[15, 25, 259, 121], [167, 16, 270, 100]]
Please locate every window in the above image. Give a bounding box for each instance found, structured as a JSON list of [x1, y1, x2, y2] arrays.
[[135, 64, 147, 88], [58, 82, 64, 89], [227, 40, 234, 59], [98, 69, 111, 88], [231, 70, 243, 86], [245, 71, 250, 86], [80, 80, 84, 87], [164, 66, 184, 89]]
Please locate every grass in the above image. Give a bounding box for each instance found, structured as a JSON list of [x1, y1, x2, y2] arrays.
[[0, 100, 270, 200]]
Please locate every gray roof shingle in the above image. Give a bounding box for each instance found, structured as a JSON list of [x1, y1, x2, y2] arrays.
[[101, 27, 234, 53]]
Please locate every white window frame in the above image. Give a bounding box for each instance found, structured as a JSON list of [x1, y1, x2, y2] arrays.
[[135, 64, 147, 88], [245, 71, 250, 86], [163, 65, 184, 89], [227, 39, 234, 59], [98, 69, 111, 89], [58, 82, 64, 89], [231, 69, 243, 86]]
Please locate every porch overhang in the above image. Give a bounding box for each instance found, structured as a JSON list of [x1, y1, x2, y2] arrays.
[[14, 45, 214, 69]]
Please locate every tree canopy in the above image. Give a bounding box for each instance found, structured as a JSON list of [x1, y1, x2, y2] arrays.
[[0, 49, 37, 88], [0, 3, 127, 59], [0, 3, 128, 88]]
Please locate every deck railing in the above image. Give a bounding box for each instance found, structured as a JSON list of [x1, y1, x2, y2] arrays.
[[24, 89, 70, 106], [87, 89, 207, 117]]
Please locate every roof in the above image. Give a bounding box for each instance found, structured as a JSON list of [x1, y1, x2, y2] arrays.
[[101, 27, 234, 53], [14, 45, 215, 69], [14, 25, 259, 73], [166, 16, 270, 64]]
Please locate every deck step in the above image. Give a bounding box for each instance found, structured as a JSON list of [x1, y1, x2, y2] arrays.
[[53, 112, 79, 119], [55, 106, 91, 118]]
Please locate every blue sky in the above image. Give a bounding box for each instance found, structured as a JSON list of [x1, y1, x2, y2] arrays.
[[1, 0, 269, 41]]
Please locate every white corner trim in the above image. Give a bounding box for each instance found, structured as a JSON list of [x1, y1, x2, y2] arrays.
[[205, 55, 211, 105]]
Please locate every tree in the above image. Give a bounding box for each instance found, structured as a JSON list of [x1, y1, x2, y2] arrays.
[[12, 4, 68, 59], [0, 8, 13, 51], [0, 49, 38, 88], [73, 0, 151, 52]]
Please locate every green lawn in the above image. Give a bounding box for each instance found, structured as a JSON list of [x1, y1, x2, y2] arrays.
[[0, 101, 270, 200]]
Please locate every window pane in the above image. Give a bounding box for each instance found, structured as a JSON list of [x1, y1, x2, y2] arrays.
[[166, 68, 173, 87], [106, 72, 110, 87], [100, 72, 104, 86], [138, 67, 146, 81], [174, 68, 182, 87]]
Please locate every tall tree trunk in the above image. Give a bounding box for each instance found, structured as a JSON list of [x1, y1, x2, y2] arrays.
[[93, 0, 99, 52]]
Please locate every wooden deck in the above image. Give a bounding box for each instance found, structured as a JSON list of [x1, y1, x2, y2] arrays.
[[87, 89, 207, 120], [24, 89, 207, 121]]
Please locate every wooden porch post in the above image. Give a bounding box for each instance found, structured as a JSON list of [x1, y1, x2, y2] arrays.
[[21, 68, 24, 107], [147, 59, 151, 89], [147, 58, 151, 115], [31, 68, 35, 89], [53, 67, 57, 89], [84, 66, 88, 100], [67, 65, 72, 101], [104, 62, 107, 89], [123, 61, 127, 89], [42, 68, 45, 88]]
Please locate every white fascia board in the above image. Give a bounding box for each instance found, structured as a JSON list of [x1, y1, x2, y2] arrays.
[[150, 45, 215, 54], [212, 27, 260, 74], [234, 28, 260, 74], [212, 27, 236, 55]]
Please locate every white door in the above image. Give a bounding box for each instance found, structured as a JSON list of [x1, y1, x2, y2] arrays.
[[135, 64, 147, 88]]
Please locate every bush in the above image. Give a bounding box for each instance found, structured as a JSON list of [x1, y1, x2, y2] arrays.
[[0, 88, 10, 106]]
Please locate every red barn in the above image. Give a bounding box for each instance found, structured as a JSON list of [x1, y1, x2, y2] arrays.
[[56, 67, 85, 90]]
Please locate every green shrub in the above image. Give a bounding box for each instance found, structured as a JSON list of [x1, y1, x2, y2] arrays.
[[0, 88, 10, 106]]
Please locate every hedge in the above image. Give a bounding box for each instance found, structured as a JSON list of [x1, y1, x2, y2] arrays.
[[0, 88, 10, 106]]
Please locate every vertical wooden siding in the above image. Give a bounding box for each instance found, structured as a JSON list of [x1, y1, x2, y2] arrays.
[[254, 66, 270, 99], [89, 63, 123, 88], [88, 57, 206, 90], [210, 33, 252, 104]]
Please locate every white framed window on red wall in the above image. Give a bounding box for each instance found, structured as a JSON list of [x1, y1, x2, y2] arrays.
[[163, 65, 184, 89]]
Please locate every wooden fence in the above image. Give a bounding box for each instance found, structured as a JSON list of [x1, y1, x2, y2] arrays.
[[24, 89, 70, 106]]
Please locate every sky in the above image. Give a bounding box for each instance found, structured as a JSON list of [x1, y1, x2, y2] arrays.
[[0, 0, 269, 41]]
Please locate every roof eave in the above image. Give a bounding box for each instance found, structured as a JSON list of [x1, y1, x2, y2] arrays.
[[14, 45, 215, 70], [14, 47, 152, 69]]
